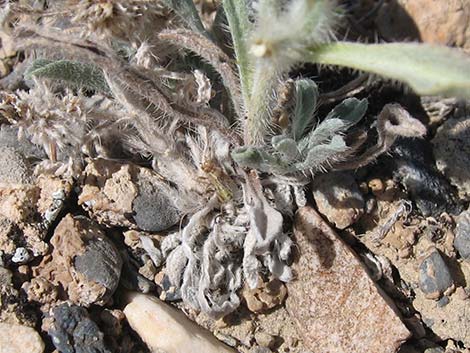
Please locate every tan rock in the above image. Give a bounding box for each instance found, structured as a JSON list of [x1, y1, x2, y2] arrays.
[[242, 278, 287, 313], [0, 185, 40, 224], [0, 323, 44, 353], [123, 292, 236, 353], [286, 207, 410, 353], [376, 0, 470, 50], [312, 172, 364, 230]]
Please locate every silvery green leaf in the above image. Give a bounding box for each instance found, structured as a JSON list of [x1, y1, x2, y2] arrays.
[[26, 59, 109, 93], [298, 118, 345, 152], [231, 146, 279, 172], [325, 97, 368, 127], [296, 135, 348, 172], [272, 135, 300, 161]]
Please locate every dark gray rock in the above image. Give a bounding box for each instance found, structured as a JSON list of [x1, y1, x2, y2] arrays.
[[74, 234, 122, 301], [132, 173, 181, 232], [454, 210, 470, 259], [0, 125, 46, 160], [418, 250, 454, 299], [119, 250, 155, 293], [0, 146, 34, 184], [433, 115, 470, 201], [48, 303, 111, 353], [392, 139, 462, 217]]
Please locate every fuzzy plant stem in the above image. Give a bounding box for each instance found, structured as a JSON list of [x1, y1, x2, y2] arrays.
[[245, 64, 279, 145]]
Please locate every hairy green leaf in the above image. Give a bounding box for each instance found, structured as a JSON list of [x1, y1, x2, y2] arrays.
[[307, 42, 470, 98], [297, 98, 367, 152], [292, 78, 318, 140], [26, 59, 109, 93], [161, 0, 210, 38]]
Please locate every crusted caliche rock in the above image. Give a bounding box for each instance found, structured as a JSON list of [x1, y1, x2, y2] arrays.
[[78, 159, 181, 231], [286, 207, 410, 353], [123, 292, 237, 353]]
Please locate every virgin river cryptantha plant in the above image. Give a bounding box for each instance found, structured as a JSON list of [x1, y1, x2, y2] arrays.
[[1, 0, 470, 318]]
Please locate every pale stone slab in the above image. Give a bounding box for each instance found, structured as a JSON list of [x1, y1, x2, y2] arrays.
[[286, 207, 410, 353], [124, 292, 236, 353], [0, 323, 44, 353]]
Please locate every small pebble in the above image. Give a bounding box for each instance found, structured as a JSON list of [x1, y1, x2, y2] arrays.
[[437, 295, 450, 307], [157, 273, 182, 302], [242, 278, 287, 313], [424, 348, 445, 353], [100, 309, 126, 336], [418, 250, 454, 299], [455, 287, 469, 300], [0, 146, 34, 185], [123, 292, 236, 353], [11, 247, 31, 264], [0, 323, 45, 353], [454, 209, 470, 259], [254, 332, 276, 349], [368, 178, 384, 196], [34, 214, 122, 306]]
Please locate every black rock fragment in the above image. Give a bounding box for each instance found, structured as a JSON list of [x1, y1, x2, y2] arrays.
[[48, 303, 111, 353], [392, 139, 462, 217]]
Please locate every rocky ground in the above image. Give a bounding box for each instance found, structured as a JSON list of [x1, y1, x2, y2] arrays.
[[1, 1, 470, 353]]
